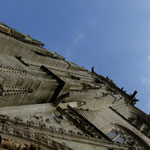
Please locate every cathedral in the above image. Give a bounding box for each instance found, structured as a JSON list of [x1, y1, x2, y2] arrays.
[[0, 22, 149, 150]]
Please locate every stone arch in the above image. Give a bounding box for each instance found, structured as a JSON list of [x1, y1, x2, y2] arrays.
[[114, 124, 149, 150]]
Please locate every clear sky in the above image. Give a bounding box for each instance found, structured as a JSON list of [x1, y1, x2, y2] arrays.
[[0, 0, 150, 114]]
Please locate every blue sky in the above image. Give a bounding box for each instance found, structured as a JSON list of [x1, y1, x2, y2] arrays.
[[0, 0, 150, 114]]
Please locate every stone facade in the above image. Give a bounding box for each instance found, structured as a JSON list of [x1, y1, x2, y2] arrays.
[[0, 23, 149, 150]]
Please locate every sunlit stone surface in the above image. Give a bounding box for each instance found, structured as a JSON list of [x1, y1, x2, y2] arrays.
[[0, 23, 149, 150]]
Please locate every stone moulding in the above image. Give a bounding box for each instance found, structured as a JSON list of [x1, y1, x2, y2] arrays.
[[0, 22, 44, 47]]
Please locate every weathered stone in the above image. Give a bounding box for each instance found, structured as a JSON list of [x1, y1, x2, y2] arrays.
[[0, 23, 149, 150]]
